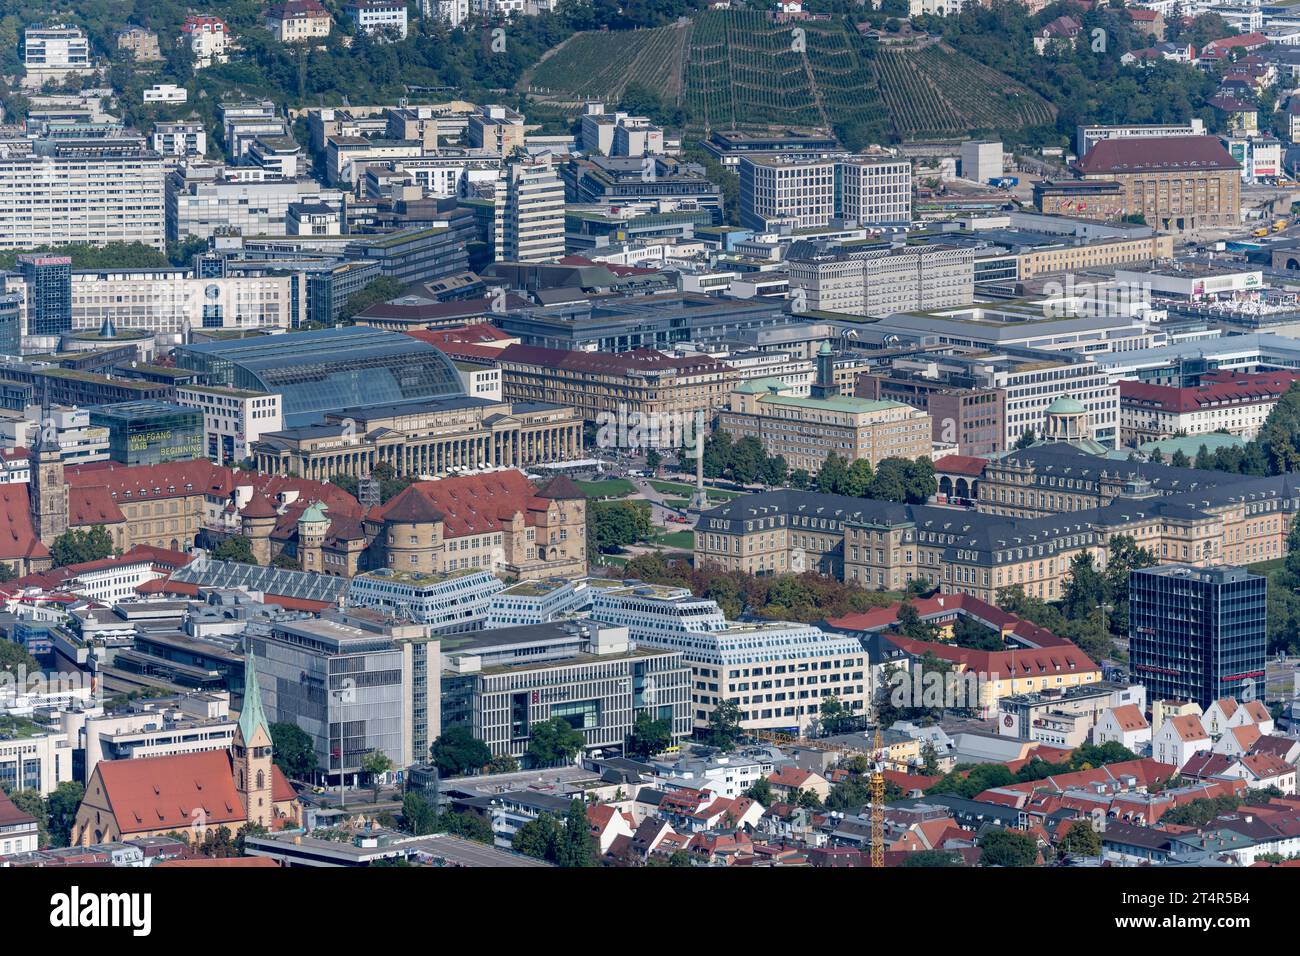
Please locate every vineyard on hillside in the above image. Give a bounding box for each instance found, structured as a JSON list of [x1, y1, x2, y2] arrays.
[[519, 10, 1055, 142], [525, 23, 691, 103]]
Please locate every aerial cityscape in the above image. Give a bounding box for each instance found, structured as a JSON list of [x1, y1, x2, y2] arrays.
[[0, 0, 1297, 913]]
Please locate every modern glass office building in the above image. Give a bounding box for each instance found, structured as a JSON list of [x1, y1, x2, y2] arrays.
[[0, 292, 21, 356], [18, 254, 72, 337], [173, 326, 466, 426], [1129, 564, 1266, 708], [88, 399, 205, 465]]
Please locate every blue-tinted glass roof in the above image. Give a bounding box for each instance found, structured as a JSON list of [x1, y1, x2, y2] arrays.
[[176, 327, 466, 426]]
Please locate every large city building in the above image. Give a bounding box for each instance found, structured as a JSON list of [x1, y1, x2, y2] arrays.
[[88, 400, 205, 466], [494, 156, 566, 263], [1129, 565, 1267, 708], [255, 609, 437, 780], [451, 343, 738, 435], [440, 619, 693, 760], [0, 134, 165, 250], [1074, 135, 1240, 233], [174, 327, 468, 427], [175, 385, 285, 466], [787, 244, 974, 316], [1118, 370, 1300, 446], [589, 584, 868, 734], [252, 397, 582, 482], [695, 441, 1300, 601], [738, 155, 912, 231], [719, 375, 932, 475]]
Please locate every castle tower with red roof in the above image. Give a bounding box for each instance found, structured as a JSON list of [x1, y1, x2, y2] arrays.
[[240, 491, 278, 565]]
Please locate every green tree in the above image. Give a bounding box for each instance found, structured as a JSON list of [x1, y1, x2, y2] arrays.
[[512, 812, 561, 860], [1058, 819, 1101, 858], [588, 500, 654, 553], [979, 829, 1039, 867], [360, 750, 395, 803], [1015, 428, 1036, 450], [431, 726, 492, 777], [817, 452, 849, 494], [487, 754, 519, 774], [340, 276, 405, 323], [0, 640, 39, 673], [555, 798, 597, 867], [899, 849, 962, 867], [745, 776, 774, 804], [895, 602, 941, 642], [528, 718, 585, 766], [46, 781, 83, 848], [625, 712, 673, 760], [402, 791, 438, 836], [704, 699, 743, 751], [439, 809, 494, 844], [920, 742, 940, 776], [212, 535, 257, 565], [50, 526, 115, 567], [270, 722, 319, 781], [819, 695, 855, 735]]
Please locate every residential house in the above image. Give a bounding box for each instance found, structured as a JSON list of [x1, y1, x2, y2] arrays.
[[1091, 704, 1151, 752], [1153, 714, 1210, 770]]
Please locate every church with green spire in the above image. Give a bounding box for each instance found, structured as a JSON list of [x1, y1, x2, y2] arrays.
[[233, 641, 276, 828], [69, 642, 303, 847]]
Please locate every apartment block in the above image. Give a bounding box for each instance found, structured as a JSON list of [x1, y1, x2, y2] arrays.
[[494, 156, 567, 263], [0, 135, 165, 250]]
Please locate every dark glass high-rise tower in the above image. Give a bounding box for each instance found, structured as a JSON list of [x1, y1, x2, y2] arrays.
[[18, 254, 72, 337], [1129, 564, 1266, 708]]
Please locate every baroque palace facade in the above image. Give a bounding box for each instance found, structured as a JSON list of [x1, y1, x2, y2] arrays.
[[693, 442, 1297, 603]]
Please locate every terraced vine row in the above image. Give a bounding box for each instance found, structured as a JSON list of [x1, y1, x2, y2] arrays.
[[524, 11, 1054, 141], [528, 25, 688, 100]]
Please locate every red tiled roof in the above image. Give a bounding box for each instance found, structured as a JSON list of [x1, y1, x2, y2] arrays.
[[1119, 372, 1300, 414], [376, 469, 560, 537], [94, 750, 295, 835], [1203, 31, 1269, 53], [885, 634, 1099, 680], [0, 484, 50, 562], [1240, 752, 1292, 780], [241, 491, 278, 519], [405, 323, 516, 349], [0, 788, 37, 829], [1076, 135, 1239, 175], [121, 543, 195, 570], [829, 592, 1014, 633], [1110, 704, 1148, 731], [1167, 714, 1209, 742], [933, 454, 986, 477]]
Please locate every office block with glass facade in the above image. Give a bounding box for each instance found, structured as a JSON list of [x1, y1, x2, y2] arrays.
[[1129, 564, 1266, 708], [440, 619, 692, 762], [88, 400, 204, 465], [18, 254, 72, 337], [253, 610, 439, 782], [0, 293, 20, 356]]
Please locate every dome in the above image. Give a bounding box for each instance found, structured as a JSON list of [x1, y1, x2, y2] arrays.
[[1046, 396, 1086, 416]]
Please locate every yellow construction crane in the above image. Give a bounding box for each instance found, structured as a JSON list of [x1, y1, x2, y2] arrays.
[[752, 728, 888, 866], [870, 727, 885, 868]]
